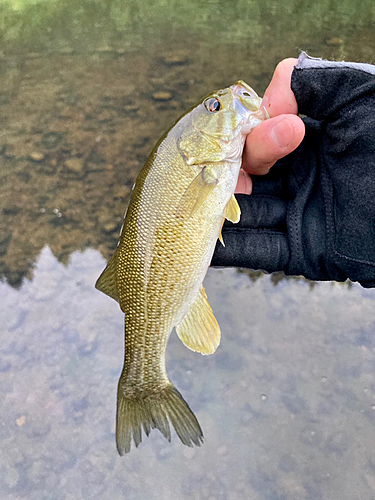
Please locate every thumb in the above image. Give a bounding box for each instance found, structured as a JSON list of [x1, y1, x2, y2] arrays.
[[236, 57, 305, 193], [238, 114, 305, 185]]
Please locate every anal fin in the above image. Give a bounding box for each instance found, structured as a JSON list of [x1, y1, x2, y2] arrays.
[[175, 286, 220, 355]]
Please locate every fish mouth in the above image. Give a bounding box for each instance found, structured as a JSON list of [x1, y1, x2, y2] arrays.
[[230, 80, 269, 123]]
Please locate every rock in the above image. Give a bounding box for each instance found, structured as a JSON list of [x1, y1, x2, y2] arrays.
[[87, 150, 104, 165], [65, 158, 84, 172], [152, 91, 173, 102], [113, 185, 129, 198], [16, 415, 26, 427], [41, 132, 63, 149], [327, 37, 343, 45], [29, 151, 45, 162], [163, 50, 190, 66], [2, 207, 19, 216], [98, 110, 114, 123], [124, 104, 139, 114], [103, 222, 118, 233], [151, 77, 165, 85]]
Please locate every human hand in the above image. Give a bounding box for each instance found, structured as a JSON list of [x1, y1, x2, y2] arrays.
[[235, 58, 305, 194], [212, 53, 375, 287]]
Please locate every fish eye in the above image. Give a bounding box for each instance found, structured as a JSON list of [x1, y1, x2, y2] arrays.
[[204, 97, 222, 113], [242, 92, 251, 97]]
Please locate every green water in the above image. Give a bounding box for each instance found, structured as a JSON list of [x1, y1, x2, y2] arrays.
[[1, 1, 375, 499]]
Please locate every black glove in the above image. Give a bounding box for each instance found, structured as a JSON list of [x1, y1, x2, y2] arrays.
[[211, 53, 375, 288]]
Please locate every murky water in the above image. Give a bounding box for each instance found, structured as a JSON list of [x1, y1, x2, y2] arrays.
[[1, 1, 375, 499]]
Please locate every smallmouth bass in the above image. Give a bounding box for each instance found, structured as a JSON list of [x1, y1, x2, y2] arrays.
[[96, 81, 267, 454]]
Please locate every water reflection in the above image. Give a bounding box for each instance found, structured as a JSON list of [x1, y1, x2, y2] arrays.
[[1, 247, 375, 499]]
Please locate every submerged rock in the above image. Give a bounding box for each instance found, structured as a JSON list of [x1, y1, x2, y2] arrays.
[[41, 132, 63, 150], [29, 152, 45, 162], [152, 91, 173, 102], [65, 158, 84, 172]]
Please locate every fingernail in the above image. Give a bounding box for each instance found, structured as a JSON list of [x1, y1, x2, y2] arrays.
[[261, 96, 269, 109], [270, 118, 294, 148], [237, 169, 252, 195]]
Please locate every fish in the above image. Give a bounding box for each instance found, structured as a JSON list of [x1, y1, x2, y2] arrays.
[[95, 81, 267, 455]]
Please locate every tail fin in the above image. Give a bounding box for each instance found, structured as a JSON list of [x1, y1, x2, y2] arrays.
[[116, 384, 203, 455]]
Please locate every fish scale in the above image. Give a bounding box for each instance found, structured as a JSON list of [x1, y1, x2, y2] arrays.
[[95, 81, 267, 454]]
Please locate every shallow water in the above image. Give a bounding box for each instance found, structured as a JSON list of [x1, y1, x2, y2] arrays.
[[1, 1, 375, 499]]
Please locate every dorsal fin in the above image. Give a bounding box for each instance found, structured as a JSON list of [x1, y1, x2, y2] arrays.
[[175, 285, 220, 355], [95, 252, 119, 302]]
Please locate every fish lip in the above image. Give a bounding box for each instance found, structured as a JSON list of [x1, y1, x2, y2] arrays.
[[230, 80, 258, 97], [230, 80, 261, 110]]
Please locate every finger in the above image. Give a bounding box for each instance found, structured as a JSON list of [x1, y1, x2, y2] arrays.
[[262, 58, 299, 117], [235, 168, 253, 194], [242, 114, 305, 175]]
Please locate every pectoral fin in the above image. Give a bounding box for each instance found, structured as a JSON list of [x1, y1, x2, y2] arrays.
[[175, 286, 220, 355], [219, 218, 225, 246], [224, 194, 241, 223], [218, 194, 241, 246], [175, 169, 217, 219]]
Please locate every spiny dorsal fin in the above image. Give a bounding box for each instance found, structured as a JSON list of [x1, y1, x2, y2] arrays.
[[175, 285, 220, 355], [95, 252, 119, 302], [224, 194, 241, 223]]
